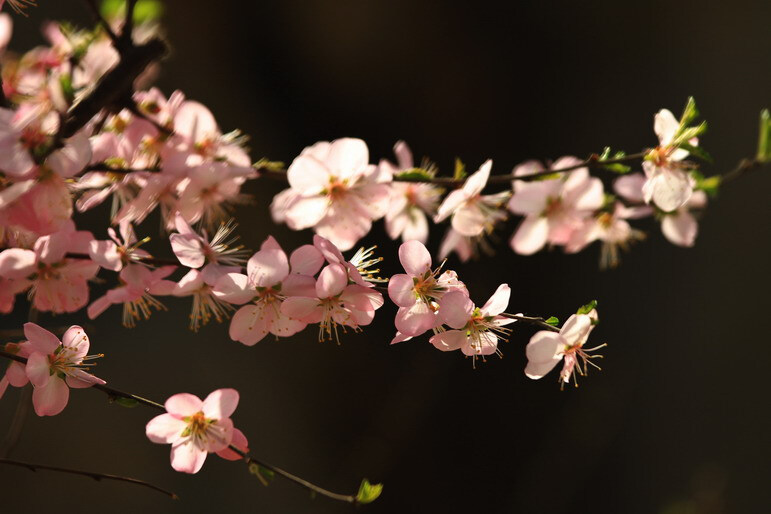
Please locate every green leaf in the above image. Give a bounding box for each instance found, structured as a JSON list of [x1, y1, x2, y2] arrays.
[[114, 397, 139, 408], [395, 168, 435, 181], [576, 300, 598, 315], [597, 147, 631, 173], [545, 316, 559, 326], [133, 0, 164, 23], [453, 158, 466, 180], [248, 462, 275, 486], [356, 479, 383, 504], [101, 0, 164, 23], [678, 142, 713, 163], [758, 109, 770, 162], [59, 74, 75, 106]]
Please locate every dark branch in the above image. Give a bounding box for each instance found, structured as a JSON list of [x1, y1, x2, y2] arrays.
[[0, 457, 178, 499]]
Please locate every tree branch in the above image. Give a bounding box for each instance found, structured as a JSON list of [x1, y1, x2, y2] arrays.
[[0, 457, 178, 499], [0, 349, 368, 504], [502, 314, 561, 332]]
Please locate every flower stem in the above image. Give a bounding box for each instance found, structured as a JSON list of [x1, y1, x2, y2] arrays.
[[502, 314, 561, 332]]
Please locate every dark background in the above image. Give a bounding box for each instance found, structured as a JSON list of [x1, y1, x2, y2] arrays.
[[1, 1, 770, 513]]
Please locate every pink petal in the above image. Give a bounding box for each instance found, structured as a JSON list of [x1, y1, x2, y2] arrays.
[[429, 330, 467, 352], [461, 331, 498, 356], [650, 168, 692, 212], [394, 303, 436, 337], [434, 189, 467, 223], [47, 132, 91, 177], [247, 248, 289, 288], [438, 291, 473, 329], [202, 388, 239, 420], [0, 248, 37, 279], [661, 210, 698, 247], [289, 244, 324, 275], [315, 264, 347, 298], [560, 314, 592, 347], [451, 204, 487, 237], [165, 393, 203, 417], [281, 273, 317, 297], [387, 273, 417, 308], [326, 138, 369, 179], [146, 413, 187, 444], [286, 155, 330, 194], [61, 325, 89, 359], [213, 273, 255, 305], [216, 428, 249, 461], [510, 216, 549, 255], [508, 181, 553, 215], [32, 376, 70, 416], [25, 352, 52, 388], [398, 240, 432, 276], [284, 195, 329, 230], [23, 323, 61, 353], [228, 304, 271, 345], [170, 233, 205, 268], [480, 283, 510, 316], [653, 108, 679, 147], [462, 160, 491, 197], [280, 296, 322, 322], [170, 440, 208, 474], [613, 173, 646, 203]]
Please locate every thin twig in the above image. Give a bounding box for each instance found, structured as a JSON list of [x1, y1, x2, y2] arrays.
[[227, 446, 358, 504], [0, 457, 178, 499], [502, 314, 561, 332], [721, 157, 765, 184], [120, 0, 139, 47]]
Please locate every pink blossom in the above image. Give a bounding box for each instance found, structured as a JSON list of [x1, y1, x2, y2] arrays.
[[0, 222, 99, 313], [525, 312, 604, 387], [215, 236, 312, 345], [388, 240, 467, 337], [272, 138, 391, 251], [172, 268, 238, 332], [429, 284, 514, 365], [641, 109, 696, 212], [145, 389, 246, 474], [88, 222, 151, 272], [87, 264, 177, 327], [380, 141, 442, 244], [438, 228, 474, 263], [565, 203, 649, 268], [508, 158, 604, 255], [281, 263, 384, 343], [24, 323, 105, 416], [175, 162, 255, 228], [169, 213, 248, 284], [434, 160, 509, 237]]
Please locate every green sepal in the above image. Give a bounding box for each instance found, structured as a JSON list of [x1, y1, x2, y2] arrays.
[[576, 300, 598, 315], [356, 479, 383, 504], [545, 316, 559, 326]]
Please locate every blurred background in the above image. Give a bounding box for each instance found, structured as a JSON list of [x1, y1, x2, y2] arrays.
[[1, 0, 770, 513]]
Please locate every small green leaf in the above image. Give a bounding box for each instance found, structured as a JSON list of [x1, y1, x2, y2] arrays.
[[59, 74, 75, 106], [678, 142, 713, 163], [757, 109, 770, 162], [253, 158, 285, 172], [545, 316, 559, 326], [395, 168, 435, 181], [356, 479, 383, 504], [453, 158, 466, 180], [576, 300, 598, 315], [114, 397, 139, 408], [597, 147, 631, 173], [100, 0, 124, 19]]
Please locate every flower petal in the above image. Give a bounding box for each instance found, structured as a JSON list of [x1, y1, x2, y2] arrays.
[[202, 388, 239, 420], [165, 393, 203, 417], [146, 413, 187, 444], [438, 291, 473, 329], [398, 240, 432, 276]]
